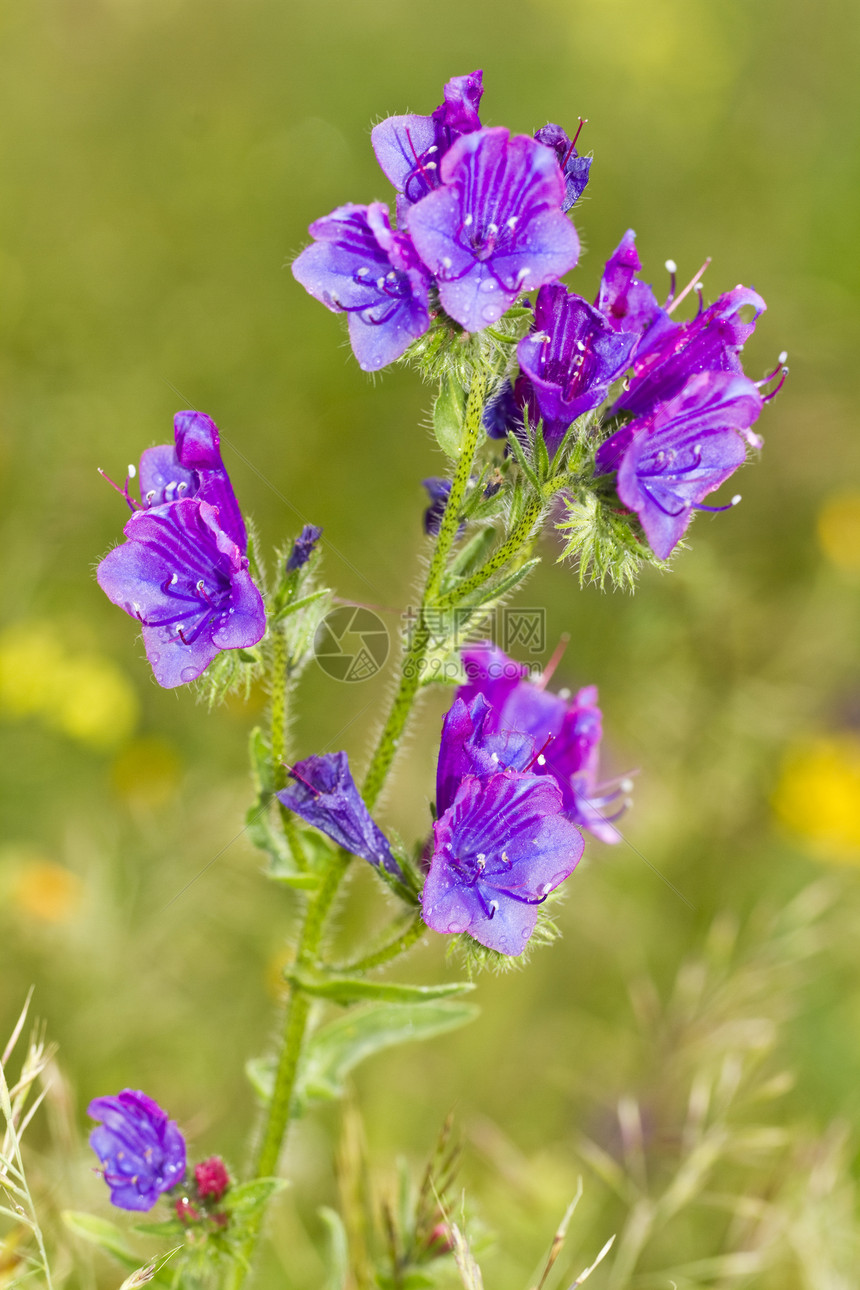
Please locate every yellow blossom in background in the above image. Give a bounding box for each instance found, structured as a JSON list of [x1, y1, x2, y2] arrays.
[[817, 491, 860, 573], [111, 736, 183, 808], [0, 620, 138, 750], [772, 735, 860, 863], [7, 852, 84, 924]]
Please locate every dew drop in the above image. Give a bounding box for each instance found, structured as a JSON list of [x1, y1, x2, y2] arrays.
[[479, 278, 497, 292], [180, 666, 198, 682], [481, 306, 499, 323]]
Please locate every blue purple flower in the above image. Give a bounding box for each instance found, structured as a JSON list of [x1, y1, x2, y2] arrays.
[[286, 523, 323, 572], [517, 283, 636, 450], [534, 122, 591, 212], [595, 229, 675, 359], [372, 70, 484, 215], [276, 751, 403, 878], [97, 497, 266, 689], [458, 643, 628, 843], [88, 1089, 186, 1212], [292, 202, 431, 371], [436, 693, 535, 814], [407, 127, 580, 333], [595, 370, 763, 559], [422, 770, 583, 955]]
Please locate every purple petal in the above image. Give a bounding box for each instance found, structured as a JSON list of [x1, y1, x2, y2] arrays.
[[534, 123, 592, 212], [276, 751, 402, 878], [436, 694, 534, 815], [174, 410, 247, 552]]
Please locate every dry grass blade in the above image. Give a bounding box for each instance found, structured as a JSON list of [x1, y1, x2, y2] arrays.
[[531, 1181, 583, 1290], [568, 1234, 616, 1287]]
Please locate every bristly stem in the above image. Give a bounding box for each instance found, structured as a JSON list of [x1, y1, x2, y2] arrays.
[[361, 369, 487, 811], [333, 913, 426, 974]]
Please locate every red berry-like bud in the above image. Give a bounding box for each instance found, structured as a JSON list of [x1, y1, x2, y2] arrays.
[[427, 1222, 454, 1255], [175, 1196, 200, 1225], [194, 1156, 230, 1201]]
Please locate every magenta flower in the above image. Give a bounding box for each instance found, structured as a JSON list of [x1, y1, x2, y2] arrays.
[[372, 69, 484, 215], [595, 370, 763, 559], [88, 1089, 186, 1212], [595, 229, 675, 359], [422, 771, 583, 956], [407, 127, 580, 332], [98, 498, 265, 688], [458, 643, 627, 843], [292, 202, 431, 371], [276, 751, 403, 878], [517, 283, 636, 449]]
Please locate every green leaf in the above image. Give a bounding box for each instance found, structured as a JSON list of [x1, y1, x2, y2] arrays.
[[225, 1177, 289, 1218], [432, 375, 467, 458], [318, 1206, 349, 1290], [461, 558, 541, 610], [505, 427, 542, 492], [287, 971, 475, 1007], [61, 1212, 142, 1270], [132, 1220, 184, 1239], [445, 526, 498, 582], [247, 1001, 479, 1109], [298, 1001, 480, 1104]]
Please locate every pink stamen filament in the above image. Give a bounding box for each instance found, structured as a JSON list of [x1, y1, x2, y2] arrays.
[[666, 257, 712, 315], [536, 633, 570, 690]]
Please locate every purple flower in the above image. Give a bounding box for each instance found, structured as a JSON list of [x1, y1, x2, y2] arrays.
[[422, 770, 583, 955], [276, 751, 403, 878], [595, 370, 763, 559], [534, 122, 591, 212], [483, 380, 524, 439], [97, 498, 266, 689], [595, 229, 675, 359], [458, 643, 627, 843], [286, 523, 323, 572], [372, 70, 484, 214], [407, 127, 580, 333], [517, 283, 637, 450], [88, 1089, 186, 1212], [436, 693, 536, 814], [138, 410, 247, 552], [292, 203, 431, 371]]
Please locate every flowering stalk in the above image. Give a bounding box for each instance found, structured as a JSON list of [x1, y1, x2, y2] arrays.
[[361, 367, 487, 811]]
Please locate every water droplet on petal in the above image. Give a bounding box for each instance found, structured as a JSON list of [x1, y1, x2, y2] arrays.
[[180, 666, 198, 682], [479, 278, 496, 293], [481, 306, 499, 323]]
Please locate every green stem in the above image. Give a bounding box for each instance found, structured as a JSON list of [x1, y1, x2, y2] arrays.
[[333, 913, 426, 974], [361, 370, 487, 811], [230, 851, 351, 1288], [269, 629, 288, 792]]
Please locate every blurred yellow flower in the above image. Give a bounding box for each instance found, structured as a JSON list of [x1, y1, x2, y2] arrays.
[[11, 858, 84, 924], [817, 491, 860, 573], [0, 621, 138, 749], [773, 736, 860, 863], [112, 736, 182, 807]]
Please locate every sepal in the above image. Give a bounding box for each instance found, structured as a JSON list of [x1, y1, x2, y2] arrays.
[[432, 375, 467, 458]]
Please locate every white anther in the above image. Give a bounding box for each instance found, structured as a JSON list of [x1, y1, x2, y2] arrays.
[[778, 350, 788, 364], [425, 161, 437, 169], [731, 494, 742, 506], [442, 256, 452, 269], [517, 266, 532, 281], [506, 215, 518, 229], [620, 777, 634, 793], [127, 463, 137, 478], [356, 266, 369, 276], [145, 490, 156, 503], [387, 271, 397, 281], [476, 852, 486, 862], [169, 573, 178, 585], [665, 259, 677, 274], [537, 754, 546, 766], [558, 687, 570, 700], [377, 276, 385, 289], [490, 751, 499, 763], [464, 213, 473, 227], [426, 145, 438, 154], [694, 281, 704, 291], [488, 900, 499, 915], [488, 222, 498, 235], [541, 883, 552, 895], [576, 340, 586, 351]]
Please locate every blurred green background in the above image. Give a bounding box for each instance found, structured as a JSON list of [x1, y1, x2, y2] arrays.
[[2, 0, 860, 1285]]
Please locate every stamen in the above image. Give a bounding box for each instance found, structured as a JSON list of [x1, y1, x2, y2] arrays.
[[526, 733, 555, 771], [664, 259, 677, 304], [666, 256, 711, 315], [536, 632, 570, 690], [694, 494, 741, 514], [98, 467, 140, 512], [286, 766, 321, 797], [561, 117, 587, 168], [761, 366, 789, 403]]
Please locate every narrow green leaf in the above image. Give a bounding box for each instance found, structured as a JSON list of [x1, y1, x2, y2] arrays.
[[462, 558, 541, 610], [298, 1001, 480, 1104], [318, 1206, 349, 1290], [505, 430, 542, 492], [287, 971, 474, 1007], [226, 1177, 289, 1217], [432, 375, 467, 458], [245, 1056, 275, 1104], [61, 1212, 141, 1270]]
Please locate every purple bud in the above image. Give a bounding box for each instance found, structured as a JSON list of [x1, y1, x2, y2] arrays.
[[88, 1089, 186, 1212]]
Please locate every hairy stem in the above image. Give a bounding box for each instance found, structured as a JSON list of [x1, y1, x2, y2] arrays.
[[361, 371, 487, 811], [333, 913, 426, 974]]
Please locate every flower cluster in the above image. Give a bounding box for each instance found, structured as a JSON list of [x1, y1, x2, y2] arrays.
[[293, 73, 782, 560], [292, 70, 584, 368], [97, 411, 266, 688]]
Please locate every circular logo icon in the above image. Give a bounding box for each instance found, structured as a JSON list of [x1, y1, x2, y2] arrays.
[[313, 605, 389, 682]]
